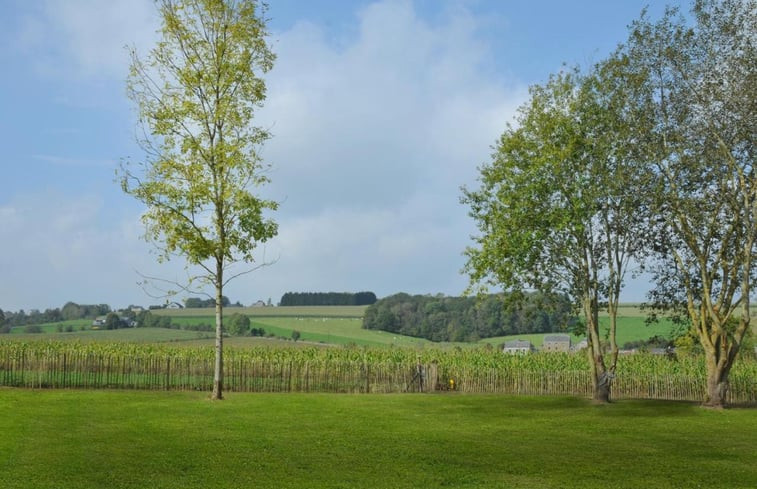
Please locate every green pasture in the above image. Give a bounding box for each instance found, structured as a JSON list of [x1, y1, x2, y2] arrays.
[[1, 389, 756, 489], [153, 305, 368, 318], [482, 315, 680, 348], [8, 319, 92, 334]]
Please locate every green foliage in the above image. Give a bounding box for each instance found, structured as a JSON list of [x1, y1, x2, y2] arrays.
[[23, 325, 42, 334], [136, 311, 174, 329], [280, 292, 377, 306], [618, 0, 756, 404], [184, 296, 231, 308], [363, 292, 574, 342], [119, 0, 278, 272], [291, 330, 301, 342], [227, 313, 251, 336]]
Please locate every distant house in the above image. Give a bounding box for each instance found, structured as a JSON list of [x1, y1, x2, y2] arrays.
[[166, 302, 183, 309], [250, 300, 267, 307], [542, 335, 571, 353], [572, 339, 588, 352], [503, 340, 534, 354], [92, 316, 107, 327]]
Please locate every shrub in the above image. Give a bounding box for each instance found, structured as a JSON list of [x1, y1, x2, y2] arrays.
[[227, 313, 250, 336], [24, 325, 43, 334]]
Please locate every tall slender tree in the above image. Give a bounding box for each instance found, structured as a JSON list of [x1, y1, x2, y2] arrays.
[[119, 0, 278, 400]]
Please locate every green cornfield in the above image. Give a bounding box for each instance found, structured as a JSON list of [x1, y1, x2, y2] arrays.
[[1, 340, 755, 403]]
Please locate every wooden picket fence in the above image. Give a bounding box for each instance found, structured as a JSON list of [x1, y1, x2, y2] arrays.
[[1, 349, 755, 403]]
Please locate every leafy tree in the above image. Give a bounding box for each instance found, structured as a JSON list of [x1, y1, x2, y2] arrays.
[[185, 296, 231, 308], [291, 330, 301, 342], [462, 65, 647, 402], [61, 302, 82, 321], [227, 313, 250, 336], [0, 308, 4, 325], [621, 0, 756, 407], [104, 312, 124, 330], [120, 0, 278, 400]]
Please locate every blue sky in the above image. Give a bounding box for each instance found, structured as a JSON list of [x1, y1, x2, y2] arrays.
[[0, 0, 677, 311]]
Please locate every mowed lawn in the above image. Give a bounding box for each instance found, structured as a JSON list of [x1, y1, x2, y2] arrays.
[[1, 389, 756, 489]]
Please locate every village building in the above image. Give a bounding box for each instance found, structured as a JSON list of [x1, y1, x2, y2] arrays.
[[542, 335, 571, 353], [503, 340, 534, 354]]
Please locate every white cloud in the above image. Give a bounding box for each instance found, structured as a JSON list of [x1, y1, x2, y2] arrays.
[[1, 0, 533, 310], [237, 0, 527, 300], [0, 193, 173, 311], [17, 0, 158, 80]]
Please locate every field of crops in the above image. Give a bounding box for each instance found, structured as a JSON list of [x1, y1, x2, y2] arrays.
[[2, 340, 755, 403]]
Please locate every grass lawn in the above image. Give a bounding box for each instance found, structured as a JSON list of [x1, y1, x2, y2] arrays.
[[1, 389, 756, 489]]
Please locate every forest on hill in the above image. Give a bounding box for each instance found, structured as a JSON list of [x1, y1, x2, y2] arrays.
[[363, 292, 574, 342]]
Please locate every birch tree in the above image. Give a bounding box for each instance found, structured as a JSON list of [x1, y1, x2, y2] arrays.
[[119, 0, 277, 400]]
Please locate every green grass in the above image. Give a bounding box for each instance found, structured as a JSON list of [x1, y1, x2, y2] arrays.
[[153, 305, 368, 318], [8, 319, 92, 334], [479, 316, 679, 348], [167, 316, 436, 347], [0, 389, 755, 488]]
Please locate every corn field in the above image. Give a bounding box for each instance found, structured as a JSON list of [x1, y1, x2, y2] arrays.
[[1, 340, 755, 403]]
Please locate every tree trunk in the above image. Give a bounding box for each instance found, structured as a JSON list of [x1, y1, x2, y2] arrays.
[[211, 264, 224, 400], [584, 296, 612, 403], [703, 353, 730, 409], [593, 371, 612, 403]]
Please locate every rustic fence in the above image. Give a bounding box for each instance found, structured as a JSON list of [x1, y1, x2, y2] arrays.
[[1, 349, 755, 403]]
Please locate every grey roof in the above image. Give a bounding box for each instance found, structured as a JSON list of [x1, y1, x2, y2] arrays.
[[543, 335, 571, 343], [504, 340, 533, 349]]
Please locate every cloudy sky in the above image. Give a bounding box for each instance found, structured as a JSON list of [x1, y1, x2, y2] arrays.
[[0, 0, 675, 311]]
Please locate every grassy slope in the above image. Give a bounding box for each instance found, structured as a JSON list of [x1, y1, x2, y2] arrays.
[[153, 305, 368, 318], [1, 389, 755, 489], [482, 316, 680, 348]]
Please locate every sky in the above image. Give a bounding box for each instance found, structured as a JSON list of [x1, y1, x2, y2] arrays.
[[0, 0, 679, 312]]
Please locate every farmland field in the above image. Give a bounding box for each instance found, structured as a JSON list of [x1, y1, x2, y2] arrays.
[[1, 389, 756, 489], [153, 305, 368, 318], [4, 304, 747, 349]]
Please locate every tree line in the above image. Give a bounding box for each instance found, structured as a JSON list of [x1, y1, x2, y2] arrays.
[[363, 292, 573, 342], [279, 291, 377, 306], [0, 302, 113, 329]]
